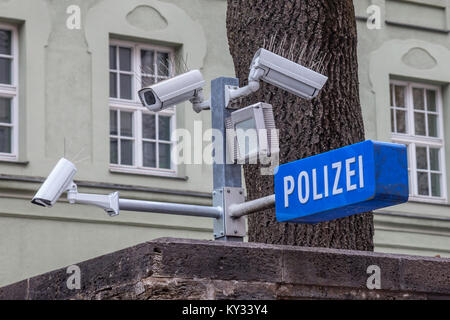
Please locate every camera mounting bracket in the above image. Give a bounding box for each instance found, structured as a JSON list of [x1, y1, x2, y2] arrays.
[[67, 183, 120, 217]]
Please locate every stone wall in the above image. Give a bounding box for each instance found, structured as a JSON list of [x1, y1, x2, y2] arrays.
[[0, 238, 449, 300]]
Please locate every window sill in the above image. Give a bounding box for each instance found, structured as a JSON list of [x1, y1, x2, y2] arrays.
[[0, 84, 17, 93], [109, 165, 187, 181], [0, 157, 28, 165], [408, 195, 447, 205]]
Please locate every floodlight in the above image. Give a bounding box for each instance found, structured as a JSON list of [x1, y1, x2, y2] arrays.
[[226, 102, 279, 163]]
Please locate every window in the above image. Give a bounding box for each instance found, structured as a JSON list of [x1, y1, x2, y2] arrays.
[[390, 80, 446, 202], [0, 23, 18, 161], [109, 40, 176, 176]]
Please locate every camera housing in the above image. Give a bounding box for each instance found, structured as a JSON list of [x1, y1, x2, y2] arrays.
[[250, 48, 328, 100], [31, 158, 77, 207], [32, 158, 120, 216], [138, 70, 206, 112]]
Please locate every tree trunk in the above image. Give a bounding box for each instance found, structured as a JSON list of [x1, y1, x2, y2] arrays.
[[226, 0, 374, 250]]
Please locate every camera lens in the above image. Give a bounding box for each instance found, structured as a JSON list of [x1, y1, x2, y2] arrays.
[[144, 91, 156, 105]]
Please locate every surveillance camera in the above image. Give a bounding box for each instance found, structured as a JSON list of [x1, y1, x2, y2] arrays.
[[138, 70, 206, 112], [31, 158, 77, 207], [32, 158, 120, 215], [250, 48, 328, 100]]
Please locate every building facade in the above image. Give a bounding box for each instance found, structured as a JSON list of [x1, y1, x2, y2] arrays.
[[355, 0, 450, 257], [0, 0, 234, 287], [0, 0, 449, 287]]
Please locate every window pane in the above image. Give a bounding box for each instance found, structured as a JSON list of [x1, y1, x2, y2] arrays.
[[109, 46, 117, 70], [416, 146, 427, 170], [0, 126, 11, 153], [417, 172, 429, 196], [390, 84, 393, 106], [0, 58, 11, 84], [119, 47, 132, 71], [428, 114, 438, 137], [141, 76, 154, 88], [143, 141, 156, 167], [109, 72, 117, 98], [120, 140, 133, 165], [394, 85, 405, 108], [120, 111, 133, 137], [408, 170, 412, 195], [405, 144, 410, 169], [159, 143, 171, 169], [429, 148, 440, 171], [431, 173, 441, 197], [109, 110, 117, 135], [413, 88, 424, 110], [110, 138, 118, 164], [390, 109, 395, 133], [0, 30, 11, 55], [141, 50, 154, 75], [157, 52, 170, 77], [159, 116, 171, 141], [142, 114, 155, 139], [0, 97, 11, 123], [426, 90, 436, 112], [414, 112, 426, 135], [119, 74, 132, 99], [396, 110, 406, 133]]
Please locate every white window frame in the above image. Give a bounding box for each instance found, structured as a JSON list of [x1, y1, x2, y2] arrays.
[[390, 79, 447, 204], [108, 39, 177, 177], [0, 23, 18, 161]]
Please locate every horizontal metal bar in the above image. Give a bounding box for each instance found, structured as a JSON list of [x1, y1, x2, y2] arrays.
[[229, 194, 275, 218], [119, 199, 223, 219]]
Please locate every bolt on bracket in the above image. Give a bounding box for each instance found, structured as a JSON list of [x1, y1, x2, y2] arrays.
[[213, 187, 246, 241]]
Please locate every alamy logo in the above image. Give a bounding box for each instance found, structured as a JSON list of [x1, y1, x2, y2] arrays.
[[366, 265, 381, 290], [66, 265, 81, 290], [367, 5, 382, 30], [66, 5, 81, 30]]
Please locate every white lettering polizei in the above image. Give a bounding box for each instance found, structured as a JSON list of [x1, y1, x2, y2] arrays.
[[359, 155, 364, 188], [312, 169, 323, 200], [332, 162, 343, 195], [283, 176, 295, 208], [346, 157, 357, 191], [298, 171, 310, 204]]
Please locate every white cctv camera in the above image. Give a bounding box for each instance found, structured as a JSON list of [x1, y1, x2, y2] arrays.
[[251, 48, 328, 99], [31, 158, 119, 216], [226, 48, 328, 105], [31, 158, 77, 207], [138, 70, 209, 113]]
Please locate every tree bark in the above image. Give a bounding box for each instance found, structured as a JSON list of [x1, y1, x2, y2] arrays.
[[226, 0, 374, 250]]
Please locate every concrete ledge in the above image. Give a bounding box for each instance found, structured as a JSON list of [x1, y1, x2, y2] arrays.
[[0, 238, 449, 300]]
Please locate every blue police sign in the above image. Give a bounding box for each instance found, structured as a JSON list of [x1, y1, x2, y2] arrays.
[[274, 140, 408, 223]]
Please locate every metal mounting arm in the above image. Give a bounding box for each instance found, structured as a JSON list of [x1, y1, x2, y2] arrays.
[[67, 183, 120, 217], [66, 183, 223, 220], [119, 198, 222, 219], [228, 194, 275, 218], [190, 88, 211, 113], [224, 68, 264, 107]]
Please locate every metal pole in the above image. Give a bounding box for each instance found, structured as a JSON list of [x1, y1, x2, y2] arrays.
[[119, 199, 222, 219], [211, 77, 246, 241], [228, 194, 275, 218], [211, 77, 242, 190]]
